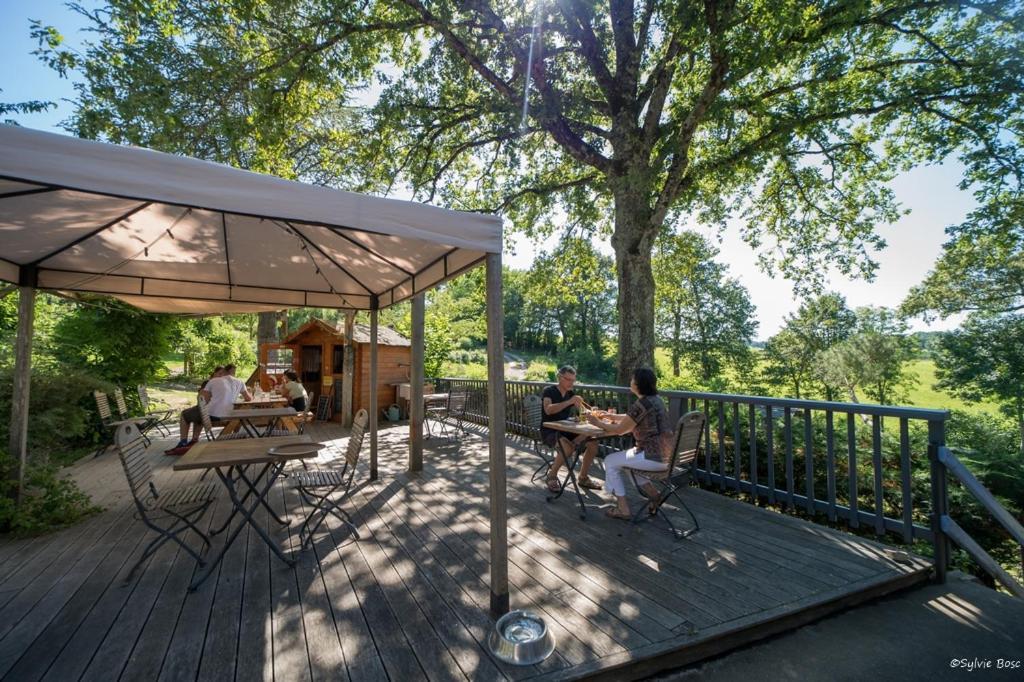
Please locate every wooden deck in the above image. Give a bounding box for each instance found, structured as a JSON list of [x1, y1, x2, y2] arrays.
[[0, 422, 931, 681]]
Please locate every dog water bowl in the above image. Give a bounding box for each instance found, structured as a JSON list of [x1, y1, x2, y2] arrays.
[[487, 610, 555, 665]]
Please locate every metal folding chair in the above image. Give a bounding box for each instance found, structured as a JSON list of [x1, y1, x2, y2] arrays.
[[114, 423, 216, 580], [524, 395, 555, 483], [623, 410, 705, 539], [137, 384, 175, 436], [292, 408, 367, 549], [93, 390, 151, 456], [114, 387, 163, 442], [429, 391, 468, 440]]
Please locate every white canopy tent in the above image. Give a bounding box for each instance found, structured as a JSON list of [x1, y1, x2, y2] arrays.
[[0, 125, 510, 616]]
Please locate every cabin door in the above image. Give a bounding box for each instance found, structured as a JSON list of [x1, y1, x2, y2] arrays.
[[300, 345, 322, 399]]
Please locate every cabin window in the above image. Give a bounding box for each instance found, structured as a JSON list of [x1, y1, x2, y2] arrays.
[[332, 344, 345, 374], [266, 348, 293, 376], [301, 345, 322, 383]]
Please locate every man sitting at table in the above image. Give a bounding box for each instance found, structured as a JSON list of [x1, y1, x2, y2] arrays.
[[202, 363, 253, 423], [166, 366, 226, 453], [542, 365, 601, 493]]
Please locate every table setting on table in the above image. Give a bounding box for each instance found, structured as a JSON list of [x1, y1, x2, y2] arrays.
[[542, 400, 621, 519]]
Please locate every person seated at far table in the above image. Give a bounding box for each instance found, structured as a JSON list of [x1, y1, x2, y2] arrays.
[[542, 365, 601, 493], [584, 367, 672, 520], [201, 363, 253, 422], [167, 365, 225, 453], [279, 370, 308, 411], [272, 372, 288, 393]]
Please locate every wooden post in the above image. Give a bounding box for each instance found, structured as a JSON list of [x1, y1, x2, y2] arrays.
[[410, 292, 424, 472], [485, 252, 509, 618], [341, 310, 356, 427], [8, 286, 35, 503], [369, 305, 379, 481]]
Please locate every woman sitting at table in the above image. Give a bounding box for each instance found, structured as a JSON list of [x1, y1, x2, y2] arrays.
[[585, 367, 671, 519], [280, 370, 308, 411]]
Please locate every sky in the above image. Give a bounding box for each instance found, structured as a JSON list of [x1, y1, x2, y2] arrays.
[[0, 0, 974, 339]]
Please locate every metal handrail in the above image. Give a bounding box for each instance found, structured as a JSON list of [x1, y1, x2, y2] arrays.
[[937, 446, 1024, 597]]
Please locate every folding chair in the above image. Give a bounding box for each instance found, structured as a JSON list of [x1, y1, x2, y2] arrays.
[[623, 410, 705, 539], [292, 408, 367, 549], [198, 397, 249, 441], [93, 390, 151, 456], [524, 395, 555, 483], [137, 384, 175, 436], [430, 390, 468, 440], [114, 387, 163, 443], [114, 423, 216, 580], [295, 392, 316, 435]]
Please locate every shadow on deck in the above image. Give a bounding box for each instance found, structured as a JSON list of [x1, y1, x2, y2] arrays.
[[0, 421, 931, 681]]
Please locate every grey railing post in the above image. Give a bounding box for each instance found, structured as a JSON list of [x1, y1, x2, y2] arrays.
[[928, 419, 949, 584]]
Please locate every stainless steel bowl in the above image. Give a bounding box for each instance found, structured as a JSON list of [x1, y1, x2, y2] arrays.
[[487, 610, 555, 665]]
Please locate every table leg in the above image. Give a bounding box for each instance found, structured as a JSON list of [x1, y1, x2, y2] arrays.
[[210, 463, 288, 535], [546, 436, 590, 519], [189, 462, 293, 591]]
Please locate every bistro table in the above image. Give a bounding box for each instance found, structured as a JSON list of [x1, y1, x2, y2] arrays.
[[174, 435, 321, 590], [221, 406, 299, 438], [543, 418, 620, 519]]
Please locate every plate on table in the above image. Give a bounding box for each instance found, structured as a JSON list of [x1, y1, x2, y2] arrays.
[[267, 442, 325, 457]]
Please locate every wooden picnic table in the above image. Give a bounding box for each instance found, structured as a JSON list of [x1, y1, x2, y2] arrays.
[[174, 435, 320, 590], [220, 406, 299, 438], [544, 417, 620, 519], [233, 395, 289, 408]]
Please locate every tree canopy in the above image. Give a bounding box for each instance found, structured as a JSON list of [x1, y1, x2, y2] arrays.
[[38, 0, 1024, 382]]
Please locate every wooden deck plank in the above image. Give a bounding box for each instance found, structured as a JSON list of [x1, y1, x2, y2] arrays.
[[367, 477, 566, 679], [234, 491, 275, 682], [0, 424, 936, 682], [352, 478, 494, 680], [0, 513, 148, 681], [76, 521, 186, 681], [268, 480, 313, 682], [306, 480, 389, 682]]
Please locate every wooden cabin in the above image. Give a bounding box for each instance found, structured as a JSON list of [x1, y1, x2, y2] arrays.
[[257, 317, 411, 424]]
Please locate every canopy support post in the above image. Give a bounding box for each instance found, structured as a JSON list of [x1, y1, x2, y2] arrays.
[[369, 303, 379, 481], [8, 285, 35, 504], [485, 252, 509, 618], [409, 293, 424, 472], [341, 310, 356, 427]]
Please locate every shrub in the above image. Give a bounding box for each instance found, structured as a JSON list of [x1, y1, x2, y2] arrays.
[[0, 366, 114, 463], [0, 460, 101, 535]]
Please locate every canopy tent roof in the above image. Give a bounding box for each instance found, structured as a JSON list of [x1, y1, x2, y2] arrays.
[[0, 125, 502, 312]]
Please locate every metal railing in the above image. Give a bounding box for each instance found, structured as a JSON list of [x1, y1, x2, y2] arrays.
[[934, 446, 1024, 597], [435, 377, 978, 575]]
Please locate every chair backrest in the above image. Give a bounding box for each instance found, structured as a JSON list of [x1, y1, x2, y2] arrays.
[[197, 396, 214, 435], [137, 384, 151, 412], [113, 387, 131, 417], [94, 391, 114, 421], [523, 395, 543, 437], [448, 391, 468, 413], [669, 411, 706, 472], [114, 422, 154, 503], [345, 409, 369, 467]]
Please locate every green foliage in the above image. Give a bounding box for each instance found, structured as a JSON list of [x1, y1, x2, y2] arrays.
[[763, 293, 857, 399], [812, 307, 917, 405], [0, 461, 101, 536], [653, 231, 757, 383], [424, 311, 453, 379], [0, 366, 114, 461], [935, 314, 1024, 453], [51, 299, 176, 386]]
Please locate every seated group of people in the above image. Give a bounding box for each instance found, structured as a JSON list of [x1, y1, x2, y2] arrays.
[[541, 365, 673, 520], [166, 365, 309, 453]]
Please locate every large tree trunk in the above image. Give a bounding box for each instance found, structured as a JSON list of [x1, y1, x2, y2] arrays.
[[611, 184, 657, 385], [257, 311, 279, 348]]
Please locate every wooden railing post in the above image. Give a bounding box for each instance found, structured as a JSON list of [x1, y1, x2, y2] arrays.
[[928, 419, 949, 584]]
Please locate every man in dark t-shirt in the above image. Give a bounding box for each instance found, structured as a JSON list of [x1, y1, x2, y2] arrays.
[[542, 365, 601, 493]]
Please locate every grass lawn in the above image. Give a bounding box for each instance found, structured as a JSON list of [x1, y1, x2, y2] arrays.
[[903, 358, 1001, 415]]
